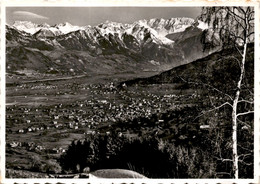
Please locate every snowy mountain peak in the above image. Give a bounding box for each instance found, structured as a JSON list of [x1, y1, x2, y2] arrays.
[[33, 27, 62, 38], [6, 16, 211, 73], [194, 20, 208, 30], [13, 20, 36, 27], [12, 21, 83, 35], [55, 22, 83, 34], [11, 17, 197, 37], [10, 17, 207, 46], [39, 23, 50, 28], [13, 21, 42, 34], [98, 21, 129, 30], [95, 21, 129, 37], [55, 22, 72, 27], [135, 17, 194, 27], [132, 17, 194, 36]]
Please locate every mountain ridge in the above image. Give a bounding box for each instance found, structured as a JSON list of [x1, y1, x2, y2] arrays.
[[119, 43, 254, 91], [11, 17, 196, 35], [6, 17, 211, 77]]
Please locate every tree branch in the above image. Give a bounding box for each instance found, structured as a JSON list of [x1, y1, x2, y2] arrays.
[[238, 153, 252, 159], [237, 118, 251, 128], [235, 45, 244, 57], [247, 9, 254, 20], [234, 7, 246, 18], [195, 102, 232, 120], [228, 8, 244, 20], [238, 144, 254, 152], [248, 32, 255, 37], [245, 88, 254, 96], [226, 8, 245, 29], [178, 76, 233, 100], [248, 17, 254, 22], [236, 111, 254, 118], [207, 94, 214, 106], [238, 99, 254, 104], [219, 27, 245, 44], [239, 160, 253, 166], [216, 158, 233, 162], [214, 154, 252, 164]]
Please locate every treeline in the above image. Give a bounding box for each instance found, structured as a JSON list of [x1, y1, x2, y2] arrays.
[[59, 133, 215, 178]]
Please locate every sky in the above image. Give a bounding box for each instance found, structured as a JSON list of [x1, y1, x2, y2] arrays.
[[6, 7, 202, 26]]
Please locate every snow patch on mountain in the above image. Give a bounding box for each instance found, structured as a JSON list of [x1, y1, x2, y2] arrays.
[[196, 20, 208, 30], [13, 21, 84, 35], [138, 17, 195, 36], [135, 20, 175, 45], [129, 17, 195, 45], [34, 27, 62, 38], [13, 21, 42, 34], [55, 22, 84, 34]]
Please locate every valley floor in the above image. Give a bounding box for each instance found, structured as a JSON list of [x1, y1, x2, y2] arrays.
[[5, 55, 254, 178], [6, 71, 188, 177]]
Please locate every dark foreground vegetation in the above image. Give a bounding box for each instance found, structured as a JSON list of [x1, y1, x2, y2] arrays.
[[59, 134, 215, 178], [59, 104, 253, 178]]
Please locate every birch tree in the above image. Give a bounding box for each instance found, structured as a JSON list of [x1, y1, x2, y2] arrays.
[[200, 7, 254, 179]]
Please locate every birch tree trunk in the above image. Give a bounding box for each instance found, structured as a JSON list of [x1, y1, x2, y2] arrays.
[[232, 38, 247, 179], [200, 7, 254, 179]]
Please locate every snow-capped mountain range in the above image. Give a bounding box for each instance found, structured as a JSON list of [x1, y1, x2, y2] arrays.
[[12, 21, 85, 35], [10, 18, 207, 45], [6, 17, 210, 75]]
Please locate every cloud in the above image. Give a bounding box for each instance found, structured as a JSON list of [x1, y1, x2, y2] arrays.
[[13, 11, 49, 20]]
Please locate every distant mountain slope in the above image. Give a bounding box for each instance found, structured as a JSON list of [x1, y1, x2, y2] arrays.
[[121, 43, 254, 95]]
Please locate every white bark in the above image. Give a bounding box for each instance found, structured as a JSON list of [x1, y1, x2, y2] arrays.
[[200, 7, 254, 178], [232, 37, 247, 179]]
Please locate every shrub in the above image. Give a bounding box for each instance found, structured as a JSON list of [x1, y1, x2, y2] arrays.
[[43, 160, 62, 174], [30, 155, 62, 174]]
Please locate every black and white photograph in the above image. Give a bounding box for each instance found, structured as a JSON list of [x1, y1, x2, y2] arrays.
[[1, 1, 259, 183]]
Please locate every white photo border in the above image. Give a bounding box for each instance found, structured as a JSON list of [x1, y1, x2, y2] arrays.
[[1, 1, 259, 184]]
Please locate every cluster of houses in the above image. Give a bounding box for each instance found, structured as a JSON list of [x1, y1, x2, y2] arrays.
[[6, 81, 212, 161], [7, 140, 66, 154]]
